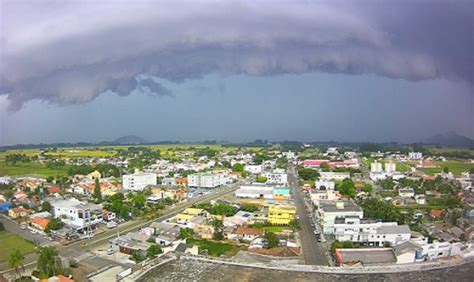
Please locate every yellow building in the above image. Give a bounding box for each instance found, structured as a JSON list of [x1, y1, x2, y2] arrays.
[[267, 205, 296, 225], [176, 208, 206, 224], [87, 170, 101, 181]]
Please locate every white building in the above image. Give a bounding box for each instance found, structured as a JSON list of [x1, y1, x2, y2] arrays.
[[415, 195, 426, 205], [334, 216, 411, 246], [310, 190, 341, 205], [244, 165, 263, 174], [315, 180, 335, 190], [409, 152, 423, 160], [317, 200, 364, 235], [262, 171, 288, 185], [371, 162, 383, 173], [122, 171, 157, 191], [326, 147, 338, 154], [399, 188, 415, 198], [51, 198, 103, 233], [319, 172, 351, 181], [385, 161, 396, 173], [235, 184, 274, 199], [187, 173, 229, 188]]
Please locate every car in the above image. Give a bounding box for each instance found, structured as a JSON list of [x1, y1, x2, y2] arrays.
[[313, 230, 320, 235], [107, 248, 115, 255]]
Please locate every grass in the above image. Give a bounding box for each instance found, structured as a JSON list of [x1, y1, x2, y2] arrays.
[[0, 230, 36, 263], [435, 161, 474, 175], [417, 167, 442, 175], [187, 239, 239, 257], [0, 158, 68, 178], [262, 226, 284, 233]]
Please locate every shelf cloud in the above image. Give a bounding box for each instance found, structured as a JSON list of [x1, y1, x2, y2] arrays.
[[1, 0, 473, 111]]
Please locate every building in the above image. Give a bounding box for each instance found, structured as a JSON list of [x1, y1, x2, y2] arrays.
[[272, 187, 291, 199], [51, 198, 103, 233], [409, 152, 423, 160], [161, 177, 177, 186], [87, 170, 101, 181], [193, 224, 215, 239], [236, 227, 264, 241], [393, 241, 423, 264], [262, 172, 288, 185], [30, 217, 50, 231], [415, 195, 426, 205], [371, 162, 383, 173], [176, 208, 207, 225], [399, 188, 415, 198], [334, 217, 411, 246], [187, 173, 229, 188], [315, 180, 335, 190], [9, 207, 33, 219], [317, 200, 363, 234], [310, 190, 341, 205], [385, 162, 396, 173], [149, 185, 187, 202], [122, 171, 157, 191], [244, 165, 263, 174], [319, 172, 350, 181], [150, 222, 181, 246], [235, 184, 274, 199], [0, 201, 12, 212], [267, 205, 296, 225]]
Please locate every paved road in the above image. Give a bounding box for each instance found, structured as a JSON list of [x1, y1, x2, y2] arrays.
[[0, 183, 240, 274], [288, 164, 328, 266]]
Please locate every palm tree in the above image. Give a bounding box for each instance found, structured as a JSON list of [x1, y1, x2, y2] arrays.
[[8, 249, 24, 280]]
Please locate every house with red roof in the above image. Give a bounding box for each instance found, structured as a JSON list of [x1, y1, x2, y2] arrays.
[[236, 227, 264, 241], [30, 217, 50, 231]]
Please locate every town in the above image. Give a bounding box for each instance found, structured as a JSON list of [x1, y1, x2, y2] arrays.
[[0, 143, 473, 281]]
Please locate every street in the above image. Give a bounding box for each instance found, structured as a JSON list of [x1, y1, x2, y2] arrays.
[[0, 183, 240, 274], [288, 164, 328, 266]]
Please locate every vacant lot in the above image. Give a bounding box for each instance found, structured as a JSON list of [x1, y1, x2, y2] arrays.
[[0, 157, 67, 177], [435, 161, 474, 175], [187, 239, 240, 257], [0, 231, 36, 263]]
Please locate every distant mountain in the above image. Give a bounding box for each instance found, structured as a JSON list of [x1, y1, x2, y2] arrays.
[[112, 135, 147, 145], [423, 131, 474, 148]]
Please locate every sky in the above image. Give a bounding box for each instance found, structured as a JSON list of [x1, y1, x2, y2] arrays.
[[0, 0, 473, 145]]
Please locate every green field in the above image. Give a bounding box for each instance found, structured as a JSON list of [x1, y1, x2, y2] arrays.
[[0, 156, 68, 178], [187, 239, 240, 257], [435, 161, 474, 174], [0, 231, 36, 263]]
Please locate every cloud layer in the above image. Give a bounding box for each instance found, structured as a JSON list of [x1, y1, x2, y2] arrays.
[[1, 0, 473, 110]]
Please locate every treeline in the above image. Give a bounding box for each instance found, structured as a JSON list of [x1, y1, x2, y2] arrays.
[[5, 154, 34, 164]]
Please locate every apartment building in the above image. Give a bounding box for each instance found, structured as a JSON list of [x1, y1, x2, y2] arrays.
[[317, 200, 363, 234], [122, 171, 157, 191], [51, 198, 103, 233]]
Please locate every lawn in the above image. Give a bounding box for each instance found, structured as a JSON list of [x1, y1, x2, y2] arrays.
[[417, 167, 442, 175], [435, 161, 474, 175], [0, 231, 36, 263], [187, 239, 239, 257], [43, 148, 116, 158], [262, 226, 284, 233]]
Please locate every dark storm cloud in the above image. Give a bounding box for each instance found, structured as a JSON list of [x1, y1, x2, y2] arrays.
[[1, 0, 472, 111]]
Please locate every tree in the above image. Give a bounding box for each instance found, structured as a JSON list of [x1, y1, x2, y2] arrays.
[[359, 197, 408, 224], [179, 228, 194, 239], [319, 162, 330, 172], [131, 252, 145, 262], [240, 203, 259, 212], [232, 163, 244, 172], [45, 218, 64, 233], [298, 168, 320, 181], [362, 183, 373, 193], [36, 246, 61, 278], [336, 179, 356, 198], [209, 203, 238, 216], [41, 201, 52, 212], [92, 178, 102, 203], [264, 232, 280, 249], [146, 244, 162, 258], [9, 249, 24, 280], [289, 219, 301, 232], [443, 166, 449, 173], [257, 176, 268, 183], [211, 219, 224, 240], [241, 171, 249, 178]]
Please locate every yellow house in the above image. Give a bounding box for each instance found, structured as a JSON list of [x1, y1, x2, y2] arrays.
[[87, 170, 101, 181], [176, 208, 206, 224], [9, 207, 33, 219], [182, 208, 204, 216], [193, 224, 215, 239], [267, 205, 296, 225]]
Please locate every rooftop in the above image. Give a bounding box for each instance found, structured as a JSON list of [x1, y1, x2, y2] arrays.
[[319, 200, 362, 213], [336, 248, 397, 265]]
